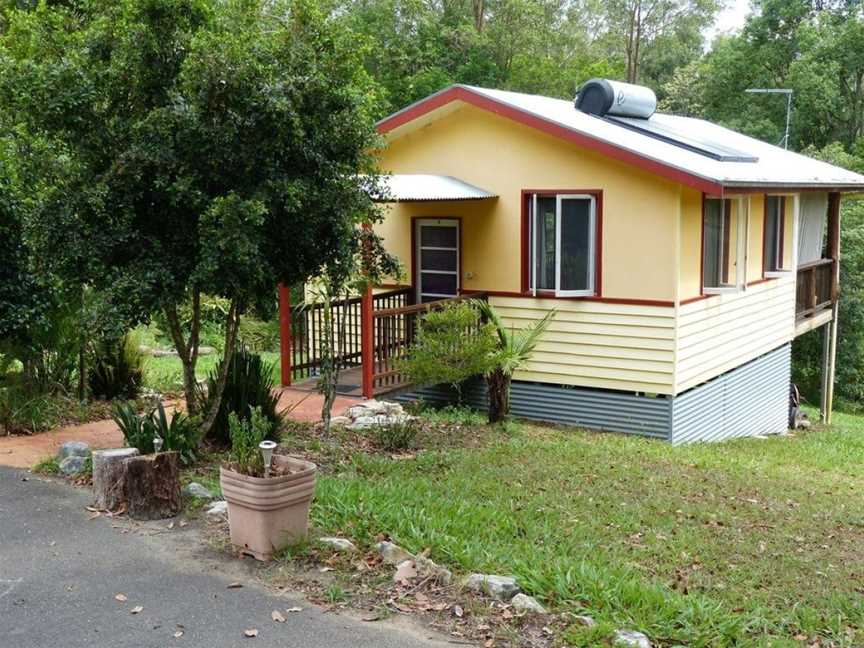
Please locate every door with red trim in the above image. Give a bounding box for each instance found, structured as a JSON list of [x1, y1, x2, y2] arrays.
[[415, 219, 459, 303]]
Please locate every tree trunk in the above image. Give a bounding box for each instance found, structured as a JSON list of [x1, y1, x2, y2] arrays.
[[163, 300, 200, 418], [92, 447, 140, 510], [486, 369, 511, 424], [123, 451, 181, 520], [199, 300, 240, 437]]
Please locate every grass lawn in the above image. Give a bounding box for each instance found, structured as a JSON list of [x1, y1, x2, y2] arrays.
[[297, 410, 864, 647]]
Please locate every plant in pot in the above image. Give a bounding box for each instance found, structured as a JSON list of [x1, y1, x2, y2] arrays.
[[220, 407, 316, 561]]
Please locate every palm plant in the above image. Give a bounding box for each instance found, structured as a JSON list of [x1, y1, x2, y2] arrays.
[[475, 301, 555, 423]]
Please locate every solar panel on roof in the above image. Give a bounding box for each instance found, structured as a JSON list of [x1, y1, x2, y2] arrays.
[[606, 115, 759, 163]]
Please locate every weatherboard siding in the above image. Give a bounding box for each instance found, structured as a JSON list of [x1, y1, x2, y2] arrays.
[[489, 295, 676, 394], [675, 277, 796, 393]]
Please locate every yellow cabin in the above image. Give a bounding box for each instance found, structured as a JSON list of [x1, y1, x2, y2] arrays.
[[280, 80, 864, 443]]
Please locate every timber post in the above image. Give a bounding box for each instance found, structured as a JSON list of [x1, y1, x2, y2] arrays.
[[361, 285, 374, 399], [278, 283, 292, 387]]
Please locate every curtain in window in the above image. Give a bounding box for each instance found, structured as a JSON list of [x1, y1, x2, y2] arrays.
[[798, 193, 828, 265], [703, 199, 725, 288]]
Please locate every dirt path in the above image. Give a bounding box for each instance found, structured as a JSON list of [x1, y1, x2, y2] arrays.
[[0, 388, 360, 469]]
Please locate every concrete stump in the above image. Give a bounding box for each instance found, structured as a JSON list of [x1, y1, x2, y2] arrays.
[[92, 448, 140, 510], [123, 452, 182, 520]]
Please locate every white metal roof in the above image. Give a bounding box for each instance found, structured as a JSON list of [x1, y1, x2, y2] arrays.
[[381, 85, 864, 191], [376, 174, 497, 201]]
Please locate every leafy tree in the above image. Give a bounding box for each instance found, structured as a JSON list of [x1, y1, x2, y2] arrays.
[[0, 0, 390, 435]]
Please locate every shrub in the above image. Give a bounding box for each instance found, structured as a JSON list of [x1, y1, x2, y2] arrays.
[[371, 420, 418, 452], [204, 346, 282, 445], [238, 316, 280, 353], [89, 333, 145, 400], [112, 401, 202, 465], [228, 406, 270, 477], [400, 301, 497, 401]]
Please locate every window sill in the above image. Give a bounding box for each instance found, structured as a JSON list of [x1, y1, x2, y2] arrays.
[[702, 286, 743, 295], [764, 270, 792, 278]]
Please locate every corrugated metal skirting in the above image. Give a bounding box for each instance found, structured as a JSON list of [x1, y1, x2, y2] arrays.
[[670, 344, 790, 444], [393, 380, 672, 439], [393, 344, 791, 444]]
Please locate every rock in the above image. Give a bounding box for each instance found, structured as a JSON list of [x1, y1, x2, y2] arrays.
[[511, 593, 547, 614], [464, 574, 521, 601], [613, 630, 652, 648], [205, 500, 228, 521], [414, 555, 453, 585], [319, 537, 357, 553], [571, 614, 596, 627], [183, 482, 215, 500], [376, 541, 414, 565], [57, 441, 90, 461], [346, 415, 387, 431], [197, 345, 217, 356], [329, 416, 351, 427], [59, 456, 88, 476], [151, 348, 178, 358], [348, 400, 390, 417]]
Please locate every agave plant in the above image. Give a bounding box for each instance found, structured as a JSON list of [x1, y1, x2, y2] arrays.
[[474, 301, 555, 423]]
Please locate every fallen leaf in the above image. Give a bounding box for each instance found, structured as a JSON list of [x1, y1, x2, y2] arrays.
[[131, 606, 143, 614], [179, 520, 188, 528], [453, 605, 464, 618], [484, 640, 494, 648], [85, 506, 100, 512], [173, 630, 184, 638], [318, 567, 334, 573], [286, 607, 303, 613], [167, 522, 175, 530], [227, 582, 243, 589], [271, 610, 286, 623], [115, 594, 128, 602], [244, 628, 258, 638]]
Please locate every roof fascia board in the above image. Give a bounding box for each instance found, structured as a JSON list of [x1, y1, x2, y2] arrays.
[[376, 85, 725, 195]]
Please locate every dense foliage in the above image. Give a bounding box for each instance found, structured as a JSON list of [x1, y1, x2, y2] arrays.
[[89, 334, 145, 401], [204, 346, 282, 446], [401, 301, 498, 400], [113, 402, 202, 465]]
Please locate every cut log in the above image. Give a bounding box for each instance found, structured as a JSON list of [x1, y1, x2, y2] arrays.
[[92, 447, 140, 511], [123, 452, 182, 520]]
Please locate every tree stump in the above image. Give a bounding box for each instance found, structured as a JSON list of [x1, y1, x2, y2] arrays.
[[92, 448, 140, 510], [123, 452, 182, 520]]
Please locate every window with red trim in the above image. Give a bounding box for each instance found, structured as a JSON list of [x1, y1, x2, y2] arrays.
[[526, 192, 597, 297]]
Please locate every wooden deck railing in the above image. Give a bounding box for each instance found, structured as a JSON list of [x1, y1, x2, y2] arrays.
[[371, 292, 489, 393], [796, 258, 835, 322], [286, 287, 411, 382]]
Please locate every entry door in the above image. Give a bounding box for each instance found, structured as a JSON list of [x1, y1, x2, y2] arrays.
[[415, 219, 459, 303]]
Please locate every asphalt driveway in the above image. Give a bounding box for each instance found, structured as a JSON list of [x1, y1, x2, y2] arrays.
[[0, 466, 449, 648]]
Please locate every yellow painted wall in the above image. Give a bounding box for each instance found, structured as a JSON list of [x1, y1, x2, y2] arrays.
[[376, 101, 801, 395], [376, 103, 680, 301]]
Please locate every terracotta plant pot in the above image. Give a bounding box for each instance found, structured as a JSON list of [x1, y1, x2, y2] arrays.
[[220, 455, 317, 561]]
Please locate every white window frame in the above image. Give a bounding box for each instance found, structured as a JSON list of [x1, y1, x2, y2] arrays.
[[703, 196, 748, 295], [528, 193, 597, 298]]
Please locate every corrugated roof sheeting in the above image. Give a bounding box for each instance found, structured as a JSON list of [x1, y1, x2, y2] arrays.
[[381, 85, 864, 190], [376, 174, 497, 202]]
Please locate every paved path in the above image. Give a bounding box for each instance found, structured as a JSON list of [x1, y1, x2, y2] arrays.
[[0, 419, 124, 469], [0, 390, 360, 469], [0, 467, 449, 648]]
